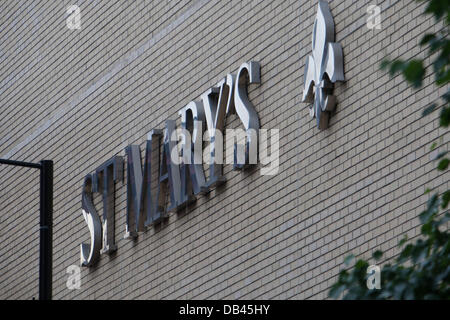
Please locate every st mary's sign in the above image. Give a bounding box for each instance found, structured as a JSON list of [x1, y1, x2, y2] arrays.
[[79, 0, 345, 268], [80, 61, 280, 267]]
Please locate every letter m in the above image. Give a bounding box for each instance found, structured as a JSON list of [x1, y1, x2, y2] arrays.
[[124, 130, 162, 238]]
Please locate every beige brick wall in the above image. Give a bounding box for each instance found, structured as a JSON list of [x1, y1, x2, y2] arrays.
[[0, 0, 447, 299]]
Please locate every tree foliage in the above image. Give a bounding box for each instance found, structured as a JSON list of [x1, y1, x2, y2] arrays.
[[329, 0, 450, 300]]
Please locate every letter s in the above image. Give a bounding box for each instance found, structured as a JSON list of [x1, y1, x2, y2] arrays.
[[80, 174, 102, 267], [233, 61, 261, 168]]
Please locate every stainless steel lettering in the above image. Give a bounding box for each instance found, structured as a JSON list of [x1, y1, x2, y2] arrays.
[[178, 101, 207, 195], [233, 61, 260, 169], [80, 174, 102, 267], [94, 156, 123, 253]]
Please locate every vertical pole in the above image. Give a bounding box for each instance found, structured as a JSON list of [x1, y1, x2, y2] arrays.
[[39, 160, 53, 300]]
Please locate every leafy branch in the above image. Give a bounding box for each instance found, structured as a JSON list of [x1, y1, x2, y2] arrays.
[[329, 0, 450, 300]]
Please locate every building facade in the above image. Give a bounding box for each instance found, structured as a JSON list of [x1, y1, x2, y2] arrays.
[[0, 0, 446, 299]]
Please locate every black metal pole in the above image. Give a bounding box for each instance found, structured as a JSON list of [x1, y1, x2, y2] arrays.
[[0, 158, 53, 300], [39, 160, 53, 300], [0, 159, 41, 169]]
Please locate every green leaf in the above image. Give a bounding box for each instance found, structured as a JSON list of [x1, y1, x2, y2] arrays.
[[403, 60, 425, 88], [436, 69, 450, 86], [398, 235, 408, 247], [380, 59, 391, 70], [422, 103, 437, 117], [411, 240, 428, 262], [329, 284, 346, 299], [438, 212, 450, 225], [372, 250, 383, 260], [442, 191, 450, 209], [344, 254, 355, 266], [355, 259, 368, 271], [398, 244, 413, 262], [437, 158, 449, 171], [430, 142, 438, 151], [393, 283, 407, 299], [389, 60, 406, 76], [440, 106, 450, 127], [419, 194, 439, 223], [443, 89, 450, 102], [421, 222, 433, 235], [420, 33, 436, 46], [429, 35, 445, 53], [425, 0, 448, 20], [433, 53, 447, 73], [434, 151, 448, 160]]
